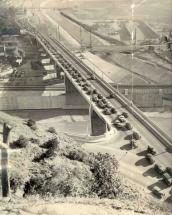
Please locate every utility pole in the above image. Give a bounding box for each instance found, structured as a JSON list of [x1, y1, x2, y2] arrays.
[[1, 123, 12, 198], [58, 25, 60, 41], [80, 26, 82, 49], [89, 30, 92, 50]]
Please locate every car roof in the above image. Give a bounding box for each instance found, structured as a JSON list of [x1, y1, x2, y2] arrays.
[[163, 173, 171, 178], [153, 186, 160, 191]]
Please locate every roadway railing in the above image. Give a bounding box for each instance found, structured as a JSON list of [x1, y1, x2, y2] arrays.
[[0, 86, 64, 91], [18, 21, 172, 150]]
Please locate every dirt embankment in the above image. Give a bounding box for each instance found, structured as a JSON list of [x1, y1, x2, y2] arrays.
[[0, 111, 172, 215]]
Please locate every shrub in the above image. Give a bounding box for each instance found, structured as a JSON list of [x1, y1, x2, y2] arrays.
[[30, 138, 40, 145], [47, 127, 56, 134], [12, 135, 29, 148], [63, 147, 88, 162], [33, 138, 59, 162], [41, 138, 59, 149], [91, 153, 122, 198], [26, 119, 37, 130], [25, 158, 94, 197], [27, 119, 36, 127], [62, 147, 122, 199]]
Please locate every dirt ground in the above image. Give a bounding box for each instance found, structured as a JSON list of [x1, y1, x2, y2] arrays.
[[144, 111, 172, 139], [0, 197, 171, 215]]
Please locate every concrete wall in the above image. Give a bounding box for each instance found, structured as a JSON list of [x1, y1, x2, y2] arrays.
[[119, 88, 164, 108], [0, 91, 88, 110], [64, 75, 89, 108]]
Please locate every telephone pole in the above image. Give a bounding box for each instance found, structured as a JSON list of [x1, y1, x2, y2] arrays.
[[1, 123, 12, 198]]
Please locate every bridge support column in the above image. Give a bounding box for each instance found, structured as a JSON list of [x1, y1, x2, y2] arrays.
[[54, 64, 63, 79], [89, 105, 108, 136]]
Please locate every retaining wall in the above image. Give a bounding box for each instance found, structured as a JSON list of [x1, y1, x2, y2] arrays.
[[0, 91, 88, 110]]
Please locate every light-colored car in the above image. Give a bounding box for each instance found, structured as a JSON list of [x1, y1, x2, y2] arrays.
[[163, 173, 172, 186], [118, 115, 127, 123], [152, 186, 165, 198], [145, 153, 155, 164]]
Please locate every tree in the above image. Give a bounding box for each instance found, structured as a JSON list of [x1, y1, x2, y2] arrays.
[[91, 153, 122, 198]]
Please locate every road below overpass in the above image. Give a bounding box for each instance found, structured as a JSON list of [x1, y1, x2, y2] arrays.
[[17, 1, 172, 186], [11, 0, 172, 201]]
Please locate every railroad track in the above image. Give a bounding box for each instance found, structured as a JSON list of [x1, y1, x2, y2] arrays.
[[0, 86, 65, 91], [17, 21, 172, 150]]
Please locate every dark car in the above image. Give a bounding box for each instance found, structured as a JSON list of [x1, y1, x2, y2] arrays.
[[89, 74, 96, 80], [166, 167, 172, 177], [154, 164, 165, 175], [152, 186, 165, 199], [133, 131, 141, 140], [110, 107, 117, 114], [145, 153, 155, 164], [125, 122, 133, 130], [98, 100, 106, 109], [122, 112, 128, 118], [163, 173, 172, 186], [130, 139, 137, 149], [104, 108, 111, 115], [147, 145, 156, 155]]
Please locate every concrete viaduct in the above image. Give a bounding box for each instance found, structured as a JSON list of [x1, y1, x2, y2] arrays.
[[15, 20, 172, 150]]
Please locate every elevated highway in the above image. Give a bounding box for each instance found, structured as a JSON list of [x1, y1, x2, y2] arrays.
[[16, 20, 172, 150]]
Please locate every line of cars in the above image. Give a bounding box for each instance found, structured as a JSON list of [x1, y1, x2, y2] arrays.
[[44, 39, 143, 148], [32, 34, 172, 200], [145, 145, 172, 198]]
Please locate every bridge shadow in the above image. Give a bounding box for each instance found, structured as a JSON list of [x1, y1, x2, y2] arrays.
[[4, 109, 89, 122], [135, 157, 149, 167], [143, 167, 162, 179]]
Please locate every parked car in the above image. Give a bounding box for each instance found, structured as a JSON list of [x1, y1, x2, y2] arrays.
[[92, 95, 99, 102], [118, 115, 127, 123], [154, 164, 165, 175], [110, 107, 117, 114], [92, 89, 98, 94], [109, 93, 115, 98], [145, 153, 155, 164], [97, 94, 103, 99], [130, 139, 137, 149], [122, 112, 128, 118], [163, 173, 172, 186], [125, 122, 133, 130], [152, 186, 165, 198], [166, 167, 172, 177], [98, 100, 106, 109], [104, 108, 111, 115], [147, 145, 156, 155], [89, 74, 96, 80], [132, 131, 141, 140], [114, 120, 125, 129]]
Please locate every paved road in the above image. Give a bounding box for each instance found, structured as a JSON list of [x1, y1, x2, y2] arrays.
[[16, 0, 172, 201]]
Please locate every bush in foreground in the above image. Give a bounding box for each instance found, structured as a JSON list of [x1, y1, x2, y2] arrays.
[[12, 135, 29, 148], [47, 127, 56, 134], [91, 153, 122, 198], [27, 119, 37, 130]]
